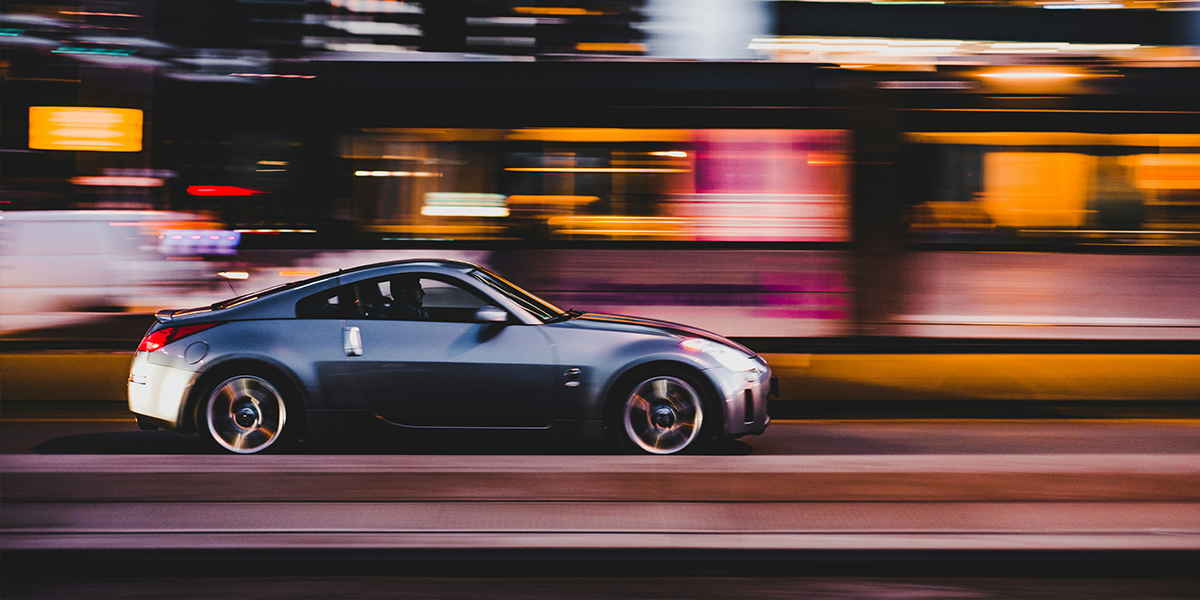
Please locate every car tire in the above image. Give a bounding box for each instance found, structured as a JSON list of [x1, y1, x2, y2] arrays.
[[196, 374, 289, 454], [616, 370, 707, 455]]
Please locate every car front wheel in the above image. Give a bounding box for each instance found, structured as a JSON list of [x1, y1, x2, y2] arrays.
[[197, 374, 288, 454], [620, 374, 705, 455]]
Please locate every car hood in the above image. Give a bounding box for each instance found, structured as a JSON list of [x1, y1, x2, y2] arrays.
[[563, 313, 757, 356]]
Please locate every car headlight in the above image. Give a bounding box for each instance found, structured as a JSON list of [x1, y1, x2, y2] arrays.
[[680, 338, 762, 372]]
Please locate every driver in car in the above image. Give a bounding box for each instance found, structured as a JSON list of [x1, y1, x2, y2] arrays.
[[387, 276, 429, 320]]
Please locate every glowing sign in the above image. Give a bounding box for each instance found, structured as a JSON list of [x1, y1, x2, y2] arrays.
[[161, 230, 241, 256], [29, 107, 143, 152]]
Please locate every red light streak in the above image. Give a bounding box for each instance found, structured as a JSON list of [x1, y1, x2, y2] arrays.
[[187, 186, 265, 197]]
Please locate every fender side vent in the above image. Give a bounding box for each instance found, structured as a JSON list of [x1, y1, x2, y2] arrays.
[[744, 389, 754, 424]]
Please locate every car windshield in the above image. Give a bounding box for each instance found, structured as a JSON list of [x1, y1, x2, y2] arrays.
[[469, 268, 565, 323]]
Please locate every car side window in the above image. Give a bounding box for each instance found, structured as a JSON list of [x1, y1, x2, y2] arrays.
[[354, 279, 391, 319], [350, 276, 494, 323], [421, 279, 490, 314], [295, 286, 353, 319]]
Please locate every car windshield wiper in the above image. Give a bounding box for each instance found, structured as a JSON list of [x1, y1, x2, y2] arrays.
[[545, 309, 583, 323]]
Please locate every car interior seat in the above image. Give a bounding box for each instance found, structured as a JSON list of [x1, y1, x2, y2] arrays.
[[355, 281, 389, 318]]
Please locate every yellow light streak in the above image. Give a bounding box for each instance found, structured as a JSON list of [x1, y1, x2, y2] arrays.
[[513, 6, 605, 15], [978, 71, 1084, 79], [60, 11, 141, 17], [506, 195, 600, 206], [507, 128, 692, 142], [547, 215, 692, 238], [905, 132, 1200, 147], [575, 42, 645, 52]]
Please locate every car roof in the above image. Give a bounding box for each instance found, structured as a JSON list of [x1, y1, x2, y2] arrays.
[[207, 258, 481, 311], [340, 258, 480, 277]]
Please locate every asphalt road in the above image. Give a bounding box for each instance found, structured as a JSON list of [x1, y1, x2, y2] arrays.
[[4, 419, 1197, 599], [4, 575, 1199, 600], [2, 417, 1198, 456]]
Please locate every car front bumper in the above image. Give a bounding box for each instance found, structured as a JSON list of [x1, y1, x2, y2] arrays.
[[127, 351, 197, 431], [709, 365, 774, 438]]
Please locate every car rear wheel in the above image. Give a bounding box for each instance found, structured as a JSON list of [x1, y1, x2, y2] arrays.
[[197, 375, 288, 454], [620, 374, 704, 455]]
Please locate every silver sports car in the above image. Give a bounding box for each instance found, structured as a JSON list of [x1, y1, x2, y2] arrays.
[[128, 259, 775, 454]]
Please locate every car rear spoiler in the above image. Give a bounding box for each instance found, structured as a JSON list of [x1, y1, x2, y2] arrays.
[[154, 309, 177, 323]]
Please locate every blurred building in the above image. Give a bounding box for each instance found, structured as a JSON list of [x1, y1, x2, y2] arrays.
[[2, 0, 1199, 247], [3, 0, 1200, 341]]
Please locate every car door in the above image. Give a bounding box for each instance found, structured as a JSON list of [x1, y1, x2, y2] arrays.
[[291, 281, 362, 410], [343, 275, 558, 427]]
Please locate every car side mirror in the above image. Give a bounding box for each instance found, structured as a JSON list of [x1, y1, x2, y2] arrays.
[[474, 305, 509, 323]]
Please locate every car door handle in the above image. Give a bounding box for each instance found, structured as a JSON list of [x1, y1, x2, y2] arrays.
[[564, 367, 581, 387], [343, 326, 363, 357]]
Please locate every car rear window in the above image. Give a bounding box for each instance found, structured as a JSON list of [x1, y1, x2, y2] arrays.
[[296, 286, 353, 318]]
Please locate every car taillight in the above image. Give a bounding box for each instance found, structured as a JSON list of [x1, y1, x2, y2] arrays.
[[137, 323, 219, 352]]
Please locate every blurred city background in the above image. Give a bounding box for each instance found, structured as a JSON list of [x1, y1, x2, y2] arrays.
[[2, 0, 1199, 347], [3, 3, 1200, 598]]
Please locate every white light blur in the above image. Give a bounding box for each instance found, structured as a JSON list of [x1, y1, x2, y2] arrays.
[[650, 151, 688, 157], [465, 16, 545, 27], [422, 192, 509, 218], [326, 20, 423, 36], [983, 42, 1070, 53], [1060, 44, 1140, 52], [466, 36, 537, 47], [422, 206, 511, 217], [324, 43, 417, 53], [332, 0, 424, 13], [217, 271, 249, 280]]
